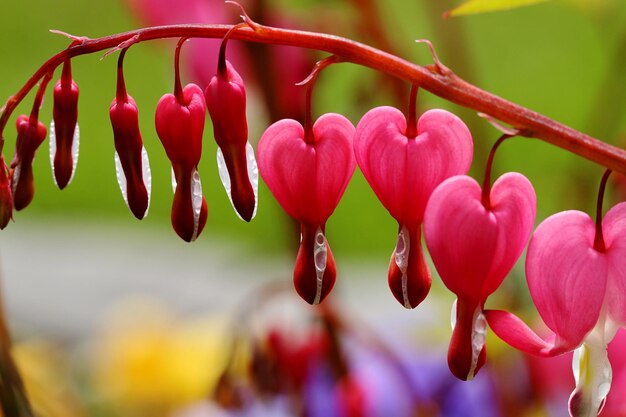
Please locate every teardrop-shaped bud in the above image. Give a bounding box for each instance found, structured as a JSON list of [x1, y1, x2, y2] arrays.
[[10, 115, 47, 211], [50, 60, 80, 189], [155, 83, 208, 241], [206, 60, 258, 222], [387, 224, 431, 309], [0, 156, 13, 229], [294, 224, 336, 305], [109, 95, 151, 219]]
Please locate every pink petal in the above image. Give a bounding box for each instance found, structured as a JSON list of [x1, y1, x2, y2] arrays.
[[354, 107, 472, 224], [484, 310, 575, 356], [423, 173, 535, 301], [526, 210, 607, 348], [257, 114, 355, 225], [601, 202, 626, 326]]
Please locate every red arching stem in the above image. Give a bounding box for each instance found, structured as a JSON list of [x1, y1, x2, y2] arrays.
[[173, 37, 187, 104], [481, 134, 511, 209], [116, 48, 129, 103], [218, 23, 247, 79], [301, 55, 340, 144], [28, 72, 52, 125], [594, 169, 612, 252], [405, 83, 418, 138], [1, 23, 626, 173]]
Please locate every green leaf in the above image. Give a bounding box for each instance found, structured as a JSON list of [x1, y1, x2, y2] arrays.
[[445, 0, 550, 17]]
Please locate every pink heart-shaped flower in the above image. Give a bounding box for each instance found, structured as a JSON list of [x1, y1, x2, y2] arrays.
[[258, 113, 355, 304], [354, 106, 473, 309], [424, 172, 536, 380], [354, 107, 472, 225], [258, 113, 355, 226]]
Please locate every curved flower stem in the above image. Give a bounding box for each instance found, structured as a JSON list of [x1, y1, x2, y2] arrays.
[[173, 37, 188, 103], [594, 169, 612, 252], [1, 23, 626, 173], [481, 133, 512, 209]]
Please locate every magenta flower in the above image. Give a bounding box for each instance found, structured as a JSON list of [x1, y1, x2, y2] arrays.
[[10, 114, 47, 211], [206, 59, 258, 222], [354, 106, 473, 309], [258, 114, 355, 304], [110, 92, 151, 220], [50, 60, 79, 189], [0, 156, 13, 229], [424, 173, 536, 380], [155, 83, 208, 242], [486, 201, 626, 417]]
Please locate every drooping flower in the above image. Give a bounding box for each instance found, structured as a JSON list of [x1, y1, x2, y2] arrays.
[[0, 155, 13, 229], [10, 115, 47, 211], [485, 197, 626, 417], [354, 101, 473, 309], [110, 49, 151, 220], [206, 58, 258, 222], [50, 59, 80, 189], [258, 114, 355, 304], [155, 82, 208, 242], [424, 172, 536, 381]]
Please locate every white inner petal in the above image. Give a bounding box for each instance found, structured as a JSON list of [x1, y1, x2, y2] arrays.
[[171, 167, 177, 193], [394, 225, 411, 309], [467, 307, 487, 381], [570, 326, 613, 417], [216, 142, 259, 221], [114, 151, 129, 209], [141, 146, 151, 216], [450, 298, 458, 330], [190, 169, 203, 242], [246, 141, 259, 219], [69, 123, 80, 185], [11, 164, 21, 195], [49, 120, 57, 184], [312, 227, 328, 305]]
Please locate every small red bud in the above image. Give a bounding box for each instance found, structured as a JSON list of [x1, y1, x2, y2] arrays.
[[0, 156, 13, 229], [156, 83, 208, 242], [50, 60, 80, 189], [206, 60, 258, 222], [448, 298, 487, 381], [10, 115, 47, 211], [109, 95, 151, 220]]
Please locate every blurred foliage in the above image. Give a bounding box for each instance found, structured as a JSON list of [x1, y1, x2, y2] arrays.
[[0, 0, 625, 260], [446, 0, 549, 17]]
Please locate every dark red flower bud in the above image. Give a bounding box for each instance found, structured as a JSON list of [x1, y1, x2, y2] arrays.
[[110, 95, 151, 220], [293, 223, 337, 305], [206, 60, 258, 222], [10, 115, 47, 211], [50, 60, 79, 189], [0, 155, 13, 229], [156, 83, 208, 242], [448, 298, 487, 381]]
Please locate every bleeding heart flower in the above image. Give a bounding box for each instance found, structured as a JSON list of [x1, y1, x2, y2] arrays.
[[423, 173, 536, 380], [110, 50, 151, 220], [354, 106, 473, 309], [10, 115, 47, 211], [50, 60, 79, 189], [156, 83, 208, 242], [0, 155, 13, 229], [258, 114, 355, 304], [206, 59, 258, 222], [486, 201, 626, 417]]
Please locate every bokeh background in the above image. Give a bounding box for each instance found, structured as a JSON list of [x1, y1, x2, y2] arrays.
[[1, 0, 626, 416]]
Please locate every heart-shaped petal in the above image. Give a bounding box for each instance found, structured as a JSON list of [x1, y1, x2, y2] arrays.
[[601, 202, 626, 327], [354, 107, 472, 225], [526, 210, 607, 349], [424, 172, 536, 301], [257, 114, 355, 225]]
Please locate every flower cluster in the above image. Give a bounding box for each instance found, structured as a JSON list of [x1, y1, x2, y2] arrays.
[[2, 8, 626, 417]]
